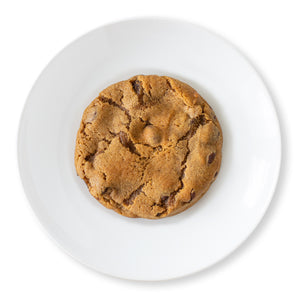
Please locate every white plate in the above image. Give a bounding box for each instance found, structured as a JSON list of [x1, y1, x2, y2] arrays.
[[18, 18, 281, 281]]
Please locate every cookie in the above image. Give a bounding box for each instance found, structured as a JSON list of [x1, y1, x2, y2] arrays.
[[75, 75, 222, 219]]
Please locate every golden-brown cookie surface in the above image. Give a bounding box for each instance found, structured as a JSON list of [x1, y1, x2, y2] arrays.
[[75, 75, 222, 219]]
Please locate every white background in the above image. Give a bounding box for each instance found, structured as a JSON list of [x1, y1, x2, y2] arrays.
[[0, 0, 299, 299]]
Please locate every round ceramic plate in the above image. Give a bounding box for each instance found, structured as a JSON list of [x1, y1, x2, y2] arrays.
[[18, 18, 281, 281]]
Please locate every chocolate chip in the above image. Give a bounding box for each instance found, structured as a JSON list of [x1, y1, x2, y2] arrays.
[[214, 171, 218, 178], [131, 80, 143, 95], [159, 194, 175, 208], [131, 80, 145, 105], [190, 189, 196, 201], [208, 152, 216, 164], [119, 131, 141, 156], [199, 114, 208, 125], [160, 196, 169, 206], [119, 131, 130, 147], [85, 152, 96, 163]]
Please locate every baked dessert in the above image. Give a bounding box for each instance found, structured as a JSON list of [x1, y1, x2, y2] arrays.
[[75, 75, 222, 219]]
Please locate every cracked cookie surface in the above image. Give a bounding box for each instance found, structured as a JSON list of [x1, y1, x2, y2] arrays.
[[75, 75, 223, 219]]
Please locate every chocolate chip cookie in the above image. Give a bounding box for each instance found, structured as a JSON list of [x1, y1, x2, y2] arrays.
[[75, 75, 222, 219]]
